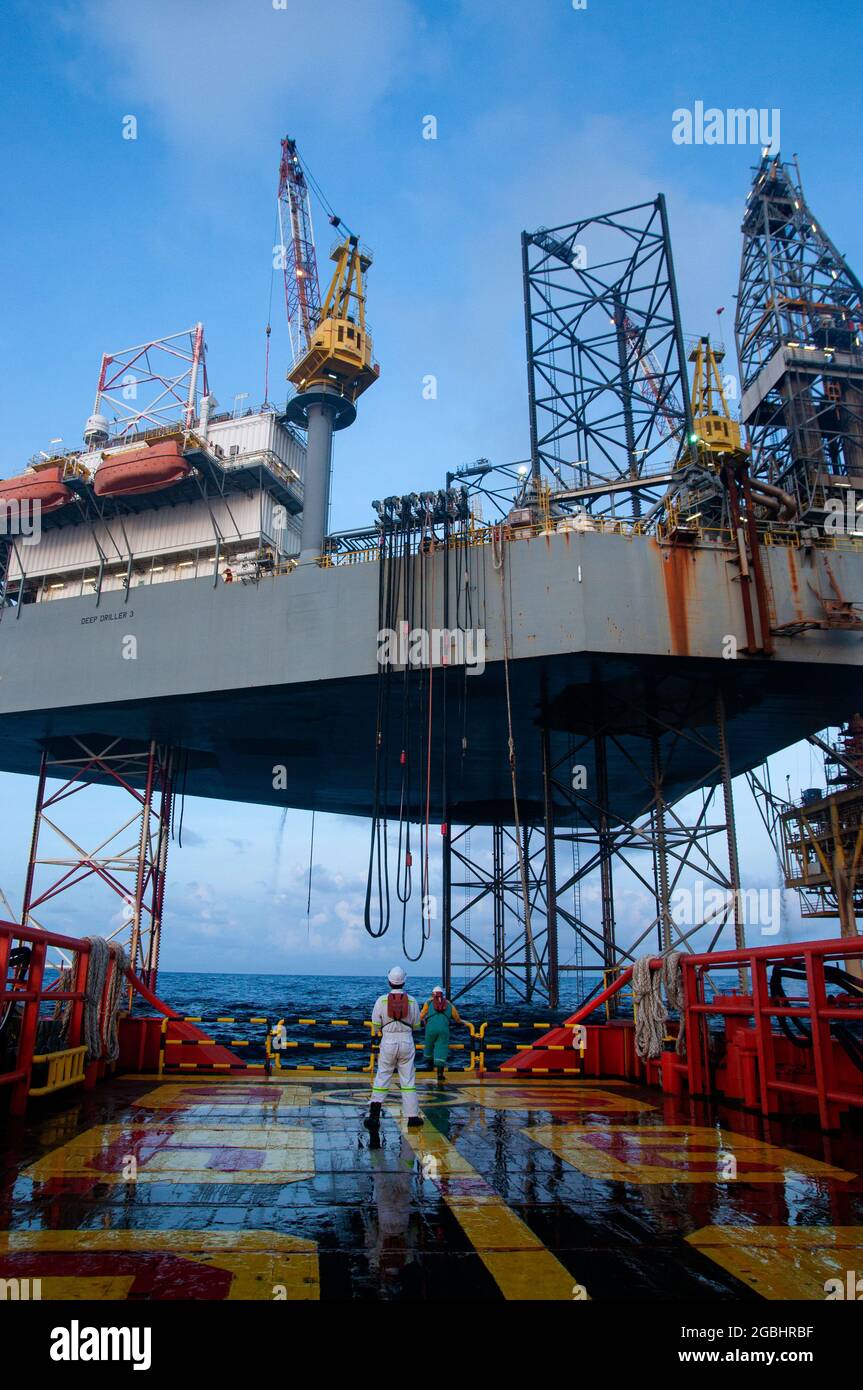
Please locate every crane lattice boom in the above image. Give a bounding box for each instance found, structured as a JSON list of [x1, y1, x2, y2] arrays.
[[278, 136, 323, 360]]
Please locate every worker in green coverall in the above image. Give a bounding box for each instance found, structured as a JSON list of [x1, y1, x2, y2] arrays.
[[420, 986, 467, 1082]]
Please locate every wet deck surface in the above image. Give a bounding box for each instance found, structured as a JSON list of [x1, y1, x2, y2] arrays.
[[2, 1074, 863, 1300]]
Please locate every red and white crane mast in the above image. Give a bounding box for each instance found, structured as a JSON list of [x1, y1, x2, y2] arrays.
[[278, 136, 323, 361]]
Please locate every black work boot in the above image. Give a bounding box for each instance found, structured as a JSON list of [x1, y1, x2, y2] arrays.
[[364, 1101, 382, 1131], [407, 1115, 424, 1129], [436, 1065, 445, 1084]]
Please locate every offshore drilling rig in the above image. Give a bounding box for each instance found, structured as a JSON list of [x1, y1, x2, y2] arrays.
[[0, 147, 862, 1007]]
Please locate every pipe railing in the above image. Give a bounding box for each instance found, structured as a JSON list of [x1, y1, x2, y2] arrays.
[[0, 919, 90, 1115], [558, 937, 863, 1128]]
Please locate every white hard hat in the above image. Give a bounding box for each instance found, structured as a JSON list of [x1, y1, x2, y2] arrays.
[[387, 966, 406, 987], [432, 985, 444, 995]]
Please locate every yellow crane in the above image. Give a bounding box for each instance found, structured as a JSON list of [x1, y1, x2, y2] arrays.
[[288, 233, 379, 403], [277, 137, 380, 560], [687, 336, 745, 463]]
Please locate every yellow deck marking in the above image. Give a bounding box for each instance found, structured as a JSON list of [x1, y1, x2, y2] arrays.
[[22, 1121, 314, 1185], [687, 1226, 863, 1301], [525, 1124, 856, 1185], [134, 1082, 312, 1110], [0, 1229, 318, 1301], [400, 1122, 584, 1300], [453, 1082, 654, 1114]]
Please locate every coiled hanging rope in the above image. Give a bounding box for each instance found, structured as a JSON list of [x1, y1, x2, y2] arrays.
[[81, 937, 128, 1062], [53, 963, 74, 1041], [632, 951, 685, 1059]]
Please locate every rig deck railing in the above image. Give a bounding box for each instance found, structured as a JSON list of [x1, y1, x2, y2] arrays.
[[0, 919, 90, 1115], [562, 936, 863, 1128]]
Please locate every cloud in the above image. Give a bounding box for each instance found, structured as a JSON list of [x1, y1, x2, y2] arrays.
[[364, 107, 744, 498], [69, 0, 420, 151]]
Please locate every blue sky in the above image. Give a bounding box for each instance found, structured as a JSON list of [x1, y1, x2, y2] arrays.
[[1, 0, 861, 978]]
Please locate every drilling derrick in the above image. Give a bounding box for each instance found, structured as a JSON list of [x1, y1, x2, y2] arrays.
[[280, 137, 379, 561], [735, 153, 863, 524]]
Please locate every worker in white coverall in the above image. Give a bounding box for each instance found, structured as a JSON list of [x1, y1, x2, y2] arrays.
[[364, 966, 424, 1130]]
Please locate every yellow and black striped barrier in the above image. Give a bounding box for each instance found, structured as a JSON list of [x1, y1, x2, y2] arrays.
[[156, 1013, 577, 1076], [264, 1019, 478, 1075], [158, 1018, 270, 1075], [266, 1018, 378, 1075], [476, 1020, 585, 1073]]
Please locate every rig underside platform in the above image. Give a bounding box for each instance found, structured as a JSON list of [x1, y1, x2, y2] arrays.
[[2, 529, 863, 824]]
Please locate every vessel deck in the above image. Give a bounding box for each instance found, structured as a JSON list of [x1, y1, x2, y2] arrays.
[[2, 1073, 862, 1300]]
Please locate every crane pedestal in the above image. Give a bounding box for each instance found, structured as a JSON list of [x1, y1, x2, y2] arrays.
[[285, 386, 356, 562]]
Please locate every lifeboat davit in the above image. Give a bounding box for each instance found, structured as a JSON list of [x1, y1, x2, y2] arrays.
[[0, 463, 74, 514], [93, 439, 192, 498]]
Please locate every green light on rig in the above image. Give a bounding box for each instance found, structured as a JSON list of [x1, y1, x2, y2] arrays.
[[688, 432, 700, 444]]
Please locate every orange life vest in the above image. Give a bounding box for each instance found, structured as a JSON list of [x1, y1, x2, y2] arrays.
[[387, 991, 410, 1021]]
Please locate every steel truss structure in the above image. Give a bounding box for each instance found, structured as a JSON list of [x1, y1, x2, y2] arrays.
[[278, 136, 323, 363], [735, 154, 863, 519], [442, 693, 747, 1007], [91, 324, 208, 442], [21, 738, 175, 989], [522, 196, 695, 526], [444, 823, 557, 1006], [749, 727, 863, 946]]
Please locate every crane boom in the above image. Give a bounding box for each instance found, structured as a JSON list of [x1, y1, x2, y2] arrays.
[[278, 136, 323, 359], [618, 312, 684, 440]]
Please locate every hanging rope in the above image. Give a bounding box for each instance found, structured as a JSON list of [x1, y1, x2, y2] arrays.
[[632, 951, 685, 1059], [493, 524, 548, 997], [423, 525, 435, 914], [172, 748, 190, 848], [306, 810, 315, 935], [81, 937, 128, 1063], [53, 963, 75, 1041], [367, 515, 403, 933], [265, 204, 279, 400]]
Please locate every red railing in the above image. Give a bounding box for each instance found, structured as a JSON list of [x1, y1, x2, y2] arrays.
[[1, 918, 227, 1113], [681, 937, 863, 1129], [0, 919, 92, 1115], [562, 937, 863, 1128]]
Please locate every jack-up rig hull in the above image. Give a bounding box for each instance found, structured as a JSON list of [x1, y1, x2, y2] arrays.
[[2, 149, 863, 1305]]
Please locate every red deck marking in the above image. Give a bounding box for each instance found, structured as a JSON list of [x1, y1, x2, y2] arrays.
[[0, 1252, 232, 1300]]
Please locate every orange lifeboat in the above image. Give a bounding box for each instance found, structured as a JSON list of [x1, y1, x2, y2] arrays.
[[93, 439, 192, 498], [0, 463, 74, 514]]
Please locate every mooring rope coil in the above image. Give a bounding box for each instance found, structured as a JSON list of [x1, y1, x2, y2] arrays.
[[632, 951, 685, 1059], [81, 937, 128, 1063]]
